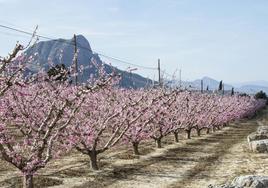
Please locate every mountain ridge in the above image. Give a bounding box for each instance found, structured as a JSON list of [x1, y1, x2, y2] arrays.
[[23, 35, 153, 88]]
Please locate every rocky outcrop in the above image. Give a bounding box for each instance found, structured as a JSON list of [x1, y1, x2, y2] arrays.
[[256, 126, 268, 135], [249, 140, 268, 153], [23, 35, 153, 88], [248, 125, 268, 153], [209, 175, 268, 188]]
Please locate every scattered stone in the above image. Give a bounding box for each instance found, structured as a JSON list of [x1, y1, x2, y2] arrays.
[[233, 175, 268, 188], [256, 126, 268, 134], [247, 133, 268, 142], [249, 139, 268, 153], [209, 175, 268, 188], [248, 125, 268, 153]]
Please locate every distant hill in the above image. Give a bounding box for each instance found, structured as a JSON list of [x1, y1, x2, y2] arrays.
[[166, 76, 233, 91], [23, 35, 152, 88], [166, 76, 268, 94], [191, 77, 233, 91], [232, 80, 268, 88], [237, 85, 268, 94]]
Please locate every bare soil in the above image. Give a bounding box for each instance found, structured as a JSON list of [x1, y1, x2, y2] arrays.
[[1, 109, 268, 188]]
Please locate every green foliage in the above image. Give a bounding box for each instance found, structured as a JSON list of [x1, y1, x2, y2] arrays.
[[239, 93, 249, 97], [47, 64, 70, 82], [231, 87, 234, 96], [218, 80, 223, 91], [255, 90, 267, 100]]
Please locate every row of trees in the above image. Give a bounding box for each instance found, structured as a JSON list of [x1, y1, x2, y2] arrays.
[[0, 44, 266, 188]]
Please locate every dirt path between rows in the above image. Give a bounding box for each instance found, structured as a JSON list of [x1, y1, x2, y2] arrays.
[[102, 110, 268, 188], [103, 121, 268, 188], [1, 110, 268, 188]]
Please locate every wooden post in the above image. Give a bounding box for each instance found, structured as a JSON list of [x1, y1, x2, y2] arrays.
[[158, 59, 161, 87], [201, 80, 203, 93], [179, 69, 182, 88], [73, 34, 78, 86]]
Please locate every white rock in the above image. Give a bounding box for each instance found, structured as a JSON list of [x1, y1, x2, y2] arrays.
[[250, 140, 268, 153], [209, 175, 268, 188], [248, 126, 268, 153], [232, 175, 268, 188], [257, 126, 268, 134]]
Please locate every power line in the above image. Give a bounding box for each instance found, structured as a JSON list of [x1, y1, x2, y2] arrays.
[[0, 24, 51, 40], [0, 24, 157, 71], [0, 30, 30, 39], [161, 71, 175, 79], [96, 52, 157, 70]]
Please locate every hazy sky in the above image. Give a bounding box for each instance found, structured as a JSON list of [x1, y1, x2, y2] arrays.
[[0, 0, 268, 83]]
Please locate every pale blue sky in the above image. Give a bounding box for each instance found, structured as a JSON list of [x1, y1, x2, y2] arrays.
[[0, 0, 268, 83]]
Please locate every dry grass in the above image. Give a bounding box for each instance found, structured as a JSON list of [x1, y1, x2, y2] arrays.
[[1, 109, 268, 188]]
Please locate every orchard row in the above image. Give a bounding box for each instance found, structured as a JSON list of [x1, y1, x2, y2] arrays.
[[0, 44, 266, 188]]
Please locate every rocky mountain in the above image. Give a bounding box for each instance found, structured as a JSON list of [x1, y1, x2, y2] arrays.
[[24, 35, 152, 88]]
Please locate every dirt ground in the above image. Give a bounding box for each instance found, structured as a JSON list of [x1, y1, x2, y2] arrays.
[[1, 109, 268, 188]]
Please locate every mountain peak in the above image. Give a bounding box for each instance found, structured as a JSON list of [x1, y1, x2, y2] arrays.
[[22, 35, 152, 88], [71, 34, 92, 51], [201, 76, 218, 82]]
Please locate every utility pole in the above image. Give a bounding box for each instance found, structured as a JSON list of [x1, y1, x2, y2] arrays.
[[179, 69, 182, 88], [128, 67, 138, 89], [73, 34, 78, 86], [201, 79, 203, 93], [152, 75, 155, 88], [158, 59, 161, 87]]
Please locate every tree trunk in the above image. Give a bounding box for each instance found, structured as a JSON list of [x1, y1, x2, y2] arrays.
[[173, 132, 179, 143], [89, 150, 99, 170], [23, 174, 33, 188], [212, 127, 216, 132], [132, 142, 140, 155], [155, 138, 162, 148], [206, 128, 210, 134], [186, 129, 191, 139], [197, 129, 201, 136]]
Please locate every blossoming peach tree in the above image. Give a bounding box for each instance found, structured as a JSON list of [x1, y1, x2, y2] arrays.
[[0, 43, 116, 188], [0, 43, 266, 188]]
